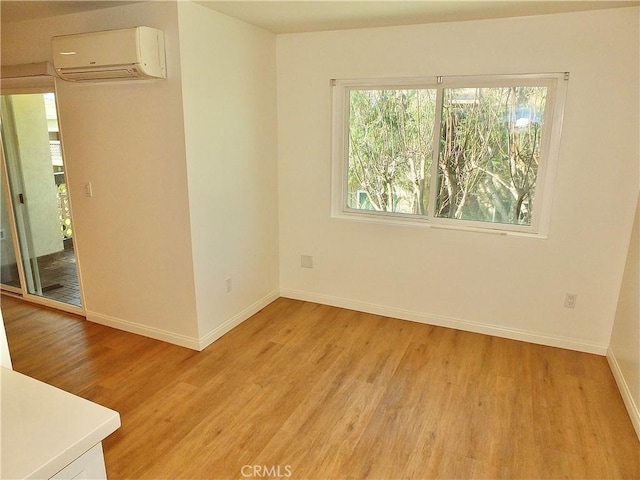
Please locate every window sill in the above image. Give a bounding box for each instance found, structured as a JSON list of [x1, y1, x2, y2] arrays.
[[331, 211, 548, 239]]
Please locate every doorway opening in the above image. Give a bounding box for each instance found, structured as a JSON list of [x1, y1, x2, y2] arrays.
[[1, 91, 83, 311]]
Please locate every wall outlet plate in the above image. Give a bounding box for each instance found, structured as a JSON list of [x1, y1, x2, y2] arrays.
[[301, 255, 313, 268], [564, 293, 577, 309]]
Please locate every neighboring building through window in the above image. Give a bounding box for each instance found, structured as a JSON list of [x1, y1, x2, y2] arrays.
[[331, 74, 568, 235]]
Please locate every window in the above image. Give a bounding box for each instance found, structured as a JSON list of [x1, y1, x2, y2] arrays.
[[331, 74, 568, 235]]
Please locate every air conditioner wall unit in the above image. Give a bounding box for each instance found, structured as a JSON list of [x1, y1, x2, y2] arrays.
[[52, 26, 166, 82]]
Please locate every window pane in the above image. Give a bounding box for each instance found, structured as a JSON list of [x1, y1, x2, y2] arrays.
[[436, 86, 547, 225], [347, 88, 436, 215]]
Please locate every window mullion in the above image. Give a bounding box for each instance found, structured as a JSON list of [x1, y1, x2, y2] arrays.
[[427, 86, 444, 220]]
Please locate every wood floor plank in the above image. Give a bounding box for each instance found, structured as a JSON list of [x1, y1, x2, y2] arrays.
[[2, 295, 638, 479]]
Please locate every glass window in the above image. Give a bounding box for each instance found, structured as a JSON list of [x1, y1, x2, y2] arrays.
[[332, 74, 567, 235]]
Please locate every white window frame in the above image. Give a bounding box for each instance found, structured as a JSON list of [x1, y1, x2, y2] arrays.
[[331, 73, 568, 237]]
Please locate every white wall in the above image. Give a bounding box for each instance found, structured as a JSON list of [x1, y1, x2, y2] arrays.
[[1, 1, 201, 345], [609, 195, 640, 439], [177, 3, 279, 347], [277, 7, 640, 353]]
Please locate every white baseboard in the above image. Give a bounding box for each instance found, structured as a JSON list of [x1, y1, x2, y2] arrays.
[[279, 288, 608, 355], [86, 288, 607, 356], [197, 289, 280, 351], [86, 289, 280, 352], [86, 311, 201, 350], [607, 347, 640, 441]]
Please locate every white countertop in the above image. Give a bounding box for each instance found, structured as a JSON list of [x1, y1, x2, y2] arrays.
[[1, 367, 121, 479]]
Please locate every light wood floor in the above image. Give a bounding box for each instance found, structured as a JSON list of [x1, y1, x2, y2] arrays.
[[3, 295, 639, 479]]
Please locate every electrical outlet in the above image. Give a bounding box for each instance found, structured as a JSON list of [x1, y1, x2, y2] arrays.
[[225, 277, 232, 293], [564, 293, 577, 309], [301, 255, 313, 269]]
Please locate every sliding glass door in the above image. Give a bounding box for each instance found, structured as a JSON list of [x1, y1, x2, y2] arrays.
[[0, 91, 83, 311]]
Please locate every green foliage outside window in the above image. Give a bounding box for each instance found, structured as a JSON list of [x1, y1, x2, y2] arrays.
[[346, 83, 547, 227]]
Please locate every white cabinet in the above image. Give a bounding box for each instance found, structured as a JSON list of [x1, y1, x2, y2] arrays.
[[50, 444, 106, 480]]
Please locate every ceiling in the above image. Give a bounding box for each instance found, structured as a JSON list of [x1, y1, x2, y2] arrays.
[[197, 1, 639, 33], [1, 0, 638, 33]]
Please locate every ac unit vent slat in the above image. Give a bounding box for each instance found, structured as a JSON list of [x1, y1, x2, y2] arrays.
[[59, 68, 142, 81]]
